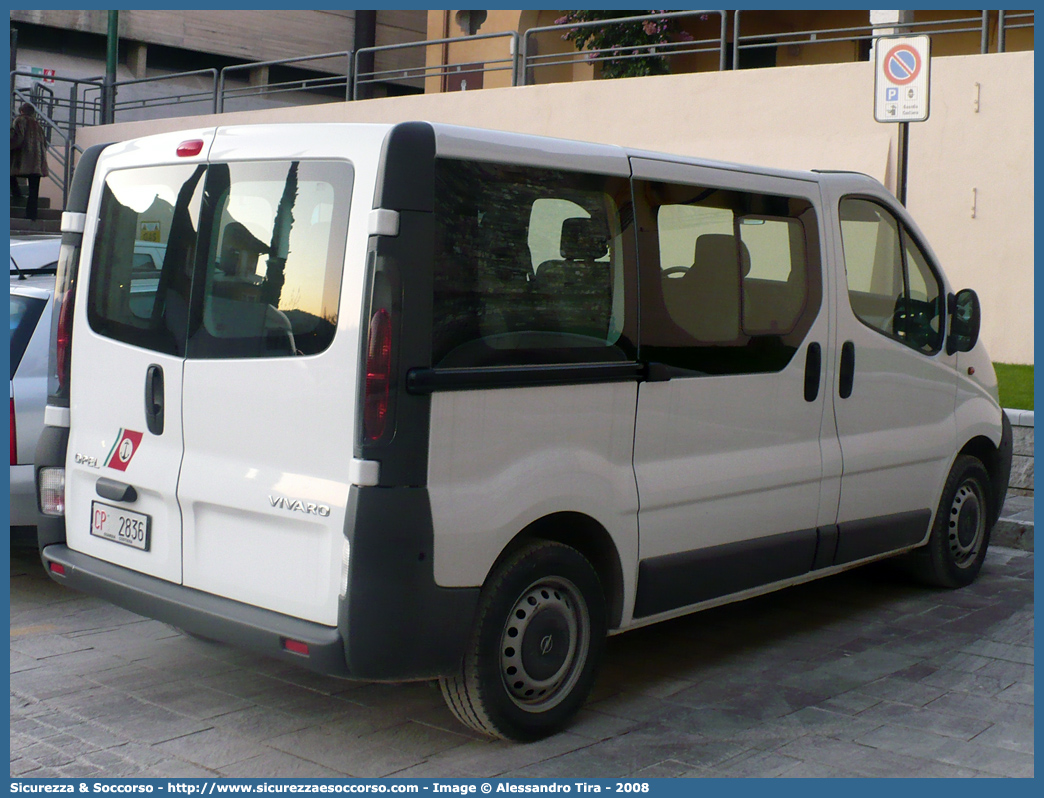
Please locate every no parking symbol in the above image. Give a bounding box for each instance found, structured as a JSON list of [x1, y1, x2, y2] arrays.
[[884, 44, 922, 85]]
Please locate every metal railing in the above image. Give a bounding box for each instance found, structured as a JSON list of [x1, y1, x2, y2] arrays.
[[81, 68, 219, 119], [521, 10, 728, 82], [218, 52, 352, 112], [354, 31, 519, 99], [733, 10, 1029, 69], [10, 9, 1036, 206], [999, 10, 1034, 53]]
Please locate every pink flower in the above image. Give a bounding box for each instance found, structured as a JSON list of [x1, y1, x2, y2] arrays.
[[555, 16, 568, 25], [642, 20, 658, 36]]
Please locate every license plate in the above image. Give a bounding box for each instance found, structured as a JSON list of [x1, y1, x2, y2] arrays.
[[90, 501, 151, 551]]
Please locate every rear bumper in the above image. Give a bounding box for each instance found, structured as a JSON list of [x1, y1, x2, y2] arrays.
[[41, 544, 351, 676], [41, 486, 482, 681]]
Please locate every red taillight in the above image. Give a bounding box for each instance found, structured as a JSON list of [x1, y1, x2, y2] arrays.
[[176, 139, 204, 157], [55, 289, 73, 393], [283, 638, 309, 656], [10, 399, 17, 466], [363, 308, 392, 441]]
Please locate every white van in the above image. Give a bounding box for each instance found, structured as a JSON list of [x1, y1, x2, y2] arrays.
[[35, 122, 1012, 741]]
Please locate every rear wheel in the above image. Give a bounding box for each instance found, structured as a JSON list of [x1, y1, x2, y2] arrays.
[[906, 455, 992, 588], [440, 541, 606, 741]]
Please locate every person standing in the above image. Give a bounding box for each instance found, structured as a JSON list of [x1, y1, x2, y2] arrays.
[[10, 103, 49, 221]]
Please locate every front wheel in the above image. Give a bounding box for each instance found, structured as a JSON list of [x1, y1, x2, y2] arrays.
[[905, 455, 992, 588], [440, 541, 606, 741]]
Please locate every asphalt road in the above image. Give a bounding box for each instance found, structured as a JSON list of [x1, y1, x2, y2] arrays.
[[10, 544, 1034, 778]]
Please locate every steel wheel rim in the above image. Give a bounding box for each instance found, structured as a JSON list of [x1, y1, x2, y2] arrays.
[[948, 478, 985, 568], [499, 576, 590, 713]]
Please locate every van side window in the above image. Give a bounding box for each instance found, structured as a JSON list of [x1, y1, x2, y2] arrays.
[[839, 198, 944, 354], [186, 160, 352, 359], [635, 180, 821, 375], [432, 159, 636, 368], [87, 165, 205, 356]]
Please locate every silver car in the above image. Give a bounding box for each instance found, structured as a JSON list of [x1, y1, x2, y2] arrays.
[[10, 236, 61, 537]]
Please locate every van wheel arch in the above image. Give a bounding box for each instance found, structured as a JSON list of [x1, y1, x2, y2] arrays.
[[958, 427, 1011, 528], [492, 512, 624, 629]]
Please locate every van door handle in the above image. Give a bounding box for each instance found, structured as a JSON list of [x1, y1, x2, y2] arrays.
[[144, 364, 165, 435], [839, 341, 855, 399], [803, 342, 822, 402]]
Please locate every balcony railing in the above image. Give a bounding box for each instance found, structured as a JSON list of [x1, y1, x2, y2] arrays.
[[11, 8, 1033, 203]]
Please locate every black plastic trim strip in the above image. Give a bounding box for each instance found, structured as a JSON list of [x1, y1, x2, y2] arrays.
[[834, 509, 931, 564], [357, 121, 437, 487], [95, 478, 137, 504], [33, 424, 69, 551], [373, 122, 435, 213], [340, 485, 479, 679], [42, 545, 349, 676], [65, 143, 110, 214], [407, 361, 644, 394], [633, 528, 818, 618], [986, 414, 1013, 527]]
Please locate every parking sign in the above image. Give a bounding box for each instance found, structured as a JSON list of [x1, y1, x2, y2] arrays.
[[874, 35, 930, 122]]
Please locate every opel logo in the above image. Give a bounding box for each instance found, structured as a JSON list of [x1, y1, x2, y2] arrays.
[[539, 634, 554, 656]]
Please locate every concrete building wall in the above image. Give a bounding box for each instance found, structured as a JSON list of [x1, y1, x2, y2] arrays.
[[73, 51, 1034, 364], [9, 10, 427, 75]]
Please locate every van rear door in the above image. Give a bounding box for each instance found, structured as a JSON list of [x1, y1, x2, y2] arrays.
[[64, 134, 212, 583], [175, 130, 359, 627]]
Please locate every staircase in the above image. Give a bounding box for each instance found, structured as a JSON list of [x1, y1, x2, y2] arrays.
[[10, 177, 62, 234]]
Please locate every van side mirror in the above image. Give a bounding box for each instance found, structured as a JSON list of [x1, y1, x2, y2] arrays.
[[947, 288, 981, 354]]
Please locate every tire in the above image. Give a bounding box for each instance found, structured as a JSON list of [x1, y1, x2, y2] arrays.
[[439, 540, 606, 741], [906, 455, 992, 588]]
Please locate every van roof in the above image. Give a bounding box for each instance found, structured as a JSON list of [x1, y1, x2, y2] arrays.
[[116, 121, 881, 192]]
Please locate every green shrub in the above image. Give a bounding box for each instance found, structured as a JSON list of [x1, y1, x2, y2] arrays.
[[994, 362, 1033, 410]]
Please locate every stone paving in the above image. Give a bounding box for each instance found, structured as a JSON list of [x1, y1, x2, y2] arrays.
[[996, 495, 1035, 552], [10, 544, 1034, 779]]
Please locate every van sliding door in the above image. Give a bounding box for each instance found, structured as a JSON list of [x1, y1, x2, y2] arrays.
[[629, 158, 834, 619]]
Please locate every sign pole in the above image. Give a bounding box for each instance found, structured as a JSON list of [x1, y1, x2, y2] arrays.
[[897, 121, 909, 206]]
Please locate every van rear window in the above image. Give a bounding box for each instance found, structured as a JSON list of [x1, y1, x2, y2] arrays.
[[88, 164, 205, 356], [87, 161, 352, 359], [432, 159, 636, 368], [187, 160, 352, 359]]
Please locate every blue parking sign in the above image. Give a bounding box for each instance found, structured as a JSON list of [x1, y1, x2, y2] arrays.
[[886, 87, 899, 102]]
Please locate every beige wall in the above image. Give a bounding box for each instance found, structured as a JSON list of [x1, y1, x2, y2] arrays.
[[75, 51, 1034, 364]]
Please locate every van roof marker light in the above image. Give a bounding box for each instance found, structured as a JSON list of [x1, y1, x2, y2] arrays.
[[176, 139, 204, 157]]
